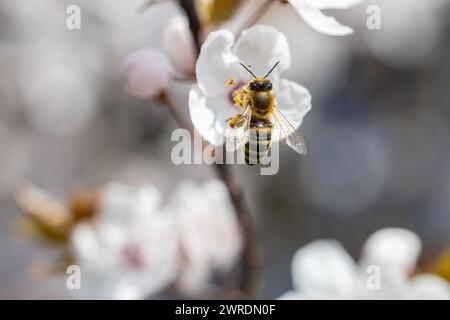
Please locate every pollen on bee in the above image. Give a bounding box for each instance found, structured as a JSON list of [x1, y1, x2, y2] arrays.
[[226, 77, 235, 87]]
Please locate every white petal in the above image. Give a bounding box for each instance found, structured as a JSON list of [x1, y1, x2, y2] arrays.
[[352, 267, 408, 300], [176, 261, 211, 296], [360, 228, 422, 274], [272, 79, 312, 142], [404, 274, 450, 300], [234, 25, 291, 79], [196, 30, 244, 97], [301, 0, 366, 10], [289, 1, 355, 36], [71, 224, 101, 263], [72, 270, 125, 299], [98, 183, 162, 226], [117, 221, 179, 298], [291, 240, 357, 299], [189, 84, 235, 146], [277, 290, 305, 300], [110, 283, 143, 300], [171, 179, 242, 292], [70, 223, 121, 272], [163, 16, 196, 75]]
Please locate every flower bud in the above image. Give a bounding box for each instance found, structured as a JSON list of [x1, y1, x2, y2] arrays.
[[162, 16, 196, 75], [122, 48, 174, 100]]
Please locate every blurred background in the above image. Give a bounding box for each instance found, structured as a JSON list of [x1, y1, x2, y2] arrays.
[[1, 0, 450, 299]]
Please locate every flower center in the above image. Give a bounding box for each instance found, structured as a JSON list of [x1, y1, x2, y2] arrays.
[[228, 81, 245, 107], [122, 243, 145, 270]]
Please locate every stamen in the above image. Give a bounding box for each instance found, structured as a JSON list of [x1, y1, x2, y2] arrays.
[[228, 81, 245, 106], [226, 77, 235, 87], [123, 244, 145, 269]]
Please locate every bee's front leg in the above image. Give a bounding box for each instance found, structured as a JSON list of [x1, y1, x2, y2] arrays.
[[227, 114, 243, 128]]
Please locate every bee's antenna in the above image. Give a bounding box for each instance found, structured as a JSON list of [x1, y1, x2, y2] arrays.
[[263, 61, 280, 79], [239, 62, 257, 79]]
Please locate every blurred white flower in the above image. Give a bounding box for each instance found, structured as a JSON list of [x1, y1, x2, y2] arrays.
[[360, 228, 421, 274], [69, 179, 241, 299], [97, 183, 163, 226], [288, 0, 365, 36], [404, 275, 450, 300], [71, 183, 178, 299], [189, 25, 311, 146], [169, 179, 243, 295], [163, 16, 196, 76], [290, 240, 357, 299], [122, 48, 174, 100], [280, 228, 450, 300]]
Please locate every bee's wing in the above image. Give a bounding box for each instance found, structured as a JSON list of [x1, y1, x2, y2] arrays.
[[272, 106, 307, 155], [225, 106, 252, 152]]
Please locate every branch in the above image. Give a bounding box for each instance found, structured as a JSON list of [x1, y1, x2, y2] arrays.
[[214, 158, 261, 296], [161, 94, 261, 297], [164, 0, 262, 298], [178, 0, 203, 54]]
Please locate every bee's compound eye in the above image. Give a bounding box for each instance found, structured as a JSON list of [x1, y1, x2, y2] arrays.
[[266, 82, 272, 90], [250, 82, 257, 90]]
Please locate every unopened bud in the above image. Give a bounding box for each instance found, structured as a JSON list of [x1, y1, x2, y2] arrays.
[[122, 48, 174, 100], [163, 16, 196, 76]]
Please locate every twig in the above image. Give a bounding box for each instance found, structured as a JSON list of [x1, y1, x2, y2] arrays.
[[159, 92, 193, 134], [165, 0, 261, 298], [160, 93, 261, 297], [214, 158, 260, 296]]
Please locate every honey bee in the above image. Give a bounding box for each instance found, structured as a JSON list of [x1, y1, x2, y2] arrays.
[[226, 61, 307, 165]]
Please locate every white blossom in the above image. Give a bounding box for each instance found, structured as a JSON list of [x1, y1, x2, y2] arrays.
[[280, 228, 450, 300], [291, 240, 357, 299], [360, 228, 422, 274], [122, 48, 174, 100], [288, 0, 365, 36], [189, 25, 311, 146], [69, 179, 242, 299], [169, 179, 243, 295], [70, 183, 179, 299], [163, 15, 197, 75]]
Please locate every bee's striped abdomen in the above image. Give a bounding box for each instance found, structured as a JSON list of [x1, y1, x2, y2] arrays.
[[244, 119, 273, 165]]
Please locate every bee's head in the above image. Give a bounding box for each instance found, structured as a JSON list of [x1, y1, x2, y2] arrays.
[[248, 79, 273, 92], [239, 61, 280, 91]]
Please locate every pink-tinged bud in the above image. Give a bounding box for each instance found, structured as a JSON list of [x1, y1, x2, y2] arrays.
[[122, 48, 174, 100], [163, 16, 196, 75]]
